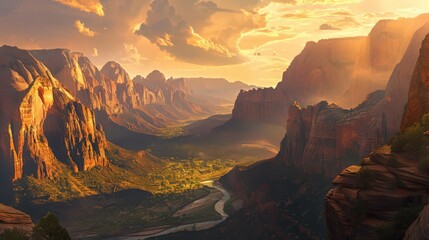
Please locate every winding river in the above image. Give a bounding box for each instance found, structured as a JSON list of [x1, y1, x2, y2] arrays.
[[119, 180, 230, 240]]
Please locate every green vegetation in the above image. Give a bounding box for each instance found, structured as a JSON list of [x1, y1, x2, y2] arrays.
[[389, 113, 429, 173], [0, 228, 29, 240], [13, 143, 235, 203], [147, 158, 235, 193], [389, 120, 428, 153], [57, 188, 222, 238], [32, 213, 71, 240]]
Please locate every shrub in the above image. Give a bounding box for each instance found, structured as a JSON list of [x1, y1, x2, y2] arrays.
[[0, 228, 29, 240], [32, 212, 71, 240], [389, 114, 429, 153]]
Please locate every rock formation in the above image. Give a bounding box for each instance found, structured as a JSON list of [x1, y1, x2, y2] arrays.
[[325, 32, 429, 240], [32, 49, 211, 135], [325, 147, 429, 239], [231, 14, 429, 126], [0, 46, 108, 185], [276, 91, 387, 178], [275, 25, 429, 178], [401, 34, 429, 130], [404, 204, 429, 240], [0, 204, 33, 234]]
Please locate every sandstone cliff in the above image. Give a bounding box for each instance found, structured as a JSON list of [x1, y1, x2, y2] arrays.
[[401, 34, 429, 130], [276, 91, 387, 178], [325, 147, 429, 239], [0, 46, 108, 185], [0, 204, 33, 234], [31, 49, 210, 135], [231, 15, 429, 125], [325, 32, 429, 240], [275, 26, 429, 178]]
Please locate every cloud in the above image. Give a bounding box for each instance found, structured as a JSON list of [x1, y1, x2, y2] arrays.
[[121, 43, 148, 65], [239, 28, 296, 50], [136, 0, 264, 65], [297, 0, 361, 4], [319, 23, 341, 30], [53, 0, 104, 16], [283, 12, 310, 18], [92, 48, 98, 57], [319, 16, 361, 30], [74, 20, 97, 37]]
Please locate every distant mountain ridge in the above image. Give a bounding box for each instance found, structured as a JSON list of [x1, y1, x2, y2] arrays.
[[231, 14, 429, 126]]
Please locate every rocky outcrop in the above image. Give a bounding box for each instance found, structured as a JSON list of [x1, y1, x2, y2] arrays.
[[0, 46, 108, 184], [401, 34, 429, 130], [276, 91, 387, 178], [0, 204, 33, 234], [231, 14, 429, 125], [325, 147, 429, 240], [232, 88, 291, 125], [325, 33, 429, 240]]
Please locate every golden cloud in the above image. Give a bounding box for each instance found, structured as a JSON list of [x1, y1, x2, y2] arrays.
[[74, 20, 97, 37], [53, 0, 104, 16], [297, 0, 362, 4]]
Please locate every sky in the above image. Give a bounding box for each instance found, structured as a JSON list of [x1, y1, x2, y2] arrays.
[[1, 0, 429, 87]]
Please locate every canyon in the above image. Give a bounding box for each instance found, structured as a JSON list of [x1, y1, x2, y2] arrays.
[[232, 14, 429, 126], [326, 34, 429, 239]]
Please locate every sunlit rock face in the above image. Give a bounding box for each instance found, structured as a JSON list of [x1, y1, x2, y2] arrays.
[[401, 34, 429, 130], [0, 46, 108, 184], [31, 49, 206, 135], [0, 203, 33, 234], [231, 14, 429, 126]]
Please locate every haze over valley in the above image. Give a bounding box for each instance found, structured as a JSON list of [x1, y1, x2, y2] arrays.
[[2, 1, 429, 240]]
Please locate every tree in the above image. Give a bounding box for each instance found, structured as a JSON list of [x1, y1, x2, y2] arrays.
[[32, 212, 71, 240]]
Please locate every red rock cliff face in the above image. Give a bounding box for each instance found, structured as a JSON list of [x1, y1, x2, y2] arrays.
[[232, 15, 429, 125], [232, 88, 290, 125], [275, 22, 429, 178], [276, 91, 387, 178], [325, 33, 429, 240], [31, 49, 208, 134], [401, 34, 429, 130], [0, 46, 108, 184], [0, 204, 33, 234]]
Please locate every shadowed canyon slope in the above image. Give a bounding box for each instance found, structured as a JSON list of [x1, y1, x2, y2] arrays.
[[326, 34, 429, 240], [275, 22, 429, 178], [232, 14, 429, 126], [0, 46, 108, 186]]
